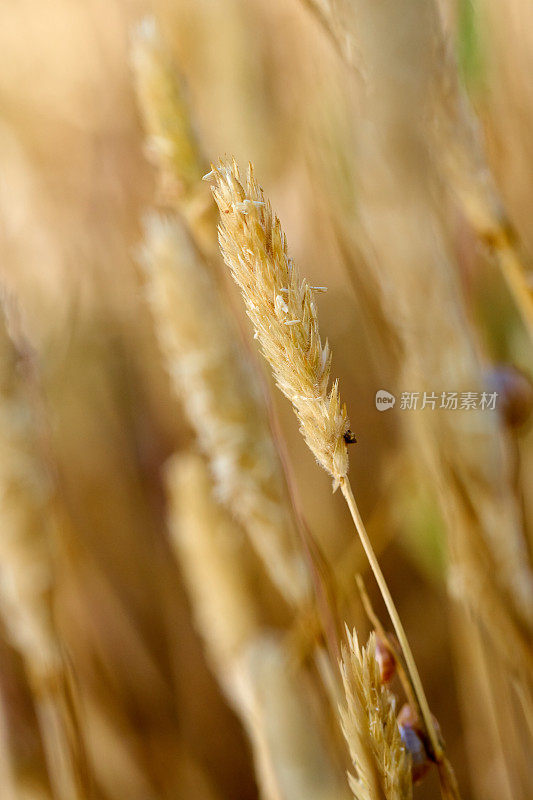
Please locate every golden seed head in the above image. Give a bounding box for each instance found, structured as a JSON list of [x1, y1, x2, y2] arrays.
[[209, 159, 350, 489], [340, 629, 413, 800]]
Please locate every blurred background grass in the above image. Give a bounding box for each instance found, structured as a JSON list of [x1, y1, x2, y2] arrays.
[[0, 1, 532, 798]]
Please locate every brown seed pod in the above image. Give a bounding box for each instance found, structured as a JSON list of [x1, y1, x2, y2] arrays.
[[375, 633, 397, 684], [487, 365, 533, 428]]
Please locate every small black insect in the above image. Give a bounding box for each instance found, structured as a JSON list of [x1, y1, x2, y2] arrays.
[[343, 429, 357, 444]]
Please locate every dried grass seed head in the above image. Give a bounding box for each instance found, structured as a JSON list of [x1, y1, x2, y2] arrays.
[[208, 159, 350, 489], [340, 629, 412, 800]]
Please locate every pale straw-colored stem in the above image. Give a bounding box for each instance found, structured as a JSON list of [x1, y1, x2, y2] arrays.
[[339, 476, 442, 765], [498, 236, 533, 343], [341, 478, 462, 800]]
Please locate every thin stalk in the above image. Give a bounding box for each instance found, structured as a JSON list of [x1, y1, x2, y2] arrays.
[[339, 476, 442, 762], [497, 234, 533, 344]]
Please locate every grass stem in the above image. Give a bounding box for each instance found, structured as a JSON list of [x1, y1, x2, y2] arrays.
[[340, 476, 443, 763]]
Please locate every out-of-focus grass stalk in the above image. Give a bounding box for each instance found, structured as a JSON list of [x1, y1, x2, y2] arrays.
[[302, 0, 533, 348], [299, 0, 358, 70], [0, 303, 85, 800], [432, 12, 533, 347], [140, 214, 309, 606], [312, 0, 532, 794], [309, 0, 533, 690], [0, 690, 18, 800], [444, 131, 533, 342], [166, 451, 351, 800], [131, 18, 216, 257]]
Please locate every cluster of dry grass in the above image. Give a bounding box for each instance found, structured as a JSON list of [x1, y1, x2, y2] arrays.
[[0, 1, 532, 799]]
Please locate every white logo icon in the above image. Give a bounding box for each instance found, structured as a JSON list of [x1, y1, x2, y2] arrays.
[[375, 390, 396, 411]]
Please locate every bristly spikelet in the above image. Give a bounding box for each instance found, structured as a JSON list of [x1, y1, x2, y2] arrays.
[[208, 159, 350, 489], [340, 630, 412, 800]]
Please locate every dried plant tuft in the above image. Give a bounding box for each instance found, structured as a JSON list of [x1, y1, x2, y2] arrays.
[[340, 629, 412, 800], [208, 159, 350, 489]]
